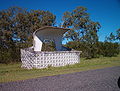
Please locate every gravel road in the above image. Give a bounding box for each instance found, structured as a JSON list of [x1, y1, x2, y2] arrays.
[[0, 66, 120, 91]]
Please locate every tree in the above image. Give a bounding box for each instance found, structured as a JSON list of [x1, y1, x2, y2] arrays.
[[0, 6, 56, 48], [105, 33, 116, 42], [0, 6, 56, 63], [106, 28, 120, 43], [42, 41, 56, 51], [62, 6, 101, 44], [116, 28, 120, 42]]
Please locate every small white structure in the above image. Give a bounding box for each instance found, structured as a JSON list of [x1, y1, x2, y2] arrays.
[[33, 26, 69, 51], [21, 26, 81, 69]]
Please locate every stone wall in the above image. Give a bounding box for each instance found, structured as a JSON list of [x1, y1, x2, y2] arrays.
[[21, 48, 81, 69]]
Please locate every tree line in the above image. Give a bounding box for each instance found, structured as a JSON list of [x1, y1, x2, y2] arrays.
[[0, 6, 119, 63]]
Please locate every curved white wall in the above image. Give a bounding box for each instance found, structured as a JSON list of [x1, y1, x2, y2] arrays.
[[33, 35, 43, 51]]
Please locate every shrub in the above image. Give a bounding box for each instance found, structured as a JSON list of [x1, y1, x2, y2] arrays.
[[42, 41, 56, 51], [0, 45, 21, 64], [65, 41, 120, 58], [97, 42, 120, 57]]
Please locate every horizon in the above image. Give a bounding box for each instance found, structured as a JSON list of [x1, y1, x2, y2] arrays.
[[0, 0, 120, 43]]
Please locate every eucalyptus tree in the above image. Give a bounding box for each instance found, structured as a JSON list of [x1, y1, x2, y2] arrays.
[[62, 6, 101, 44], [0, 6, 56, 48], [106, 28, 120, 43], [0, 6, 56, 63], [62, 6, 101, 58], [116, 28, 120, 42]]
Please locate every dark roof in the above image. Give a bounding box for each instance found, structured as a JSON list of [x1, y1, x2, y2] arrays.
[[33, 26, 71, 35]]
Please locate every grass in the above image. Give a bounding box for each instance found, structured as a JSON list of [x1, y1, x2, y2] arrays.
[[0, 55, 120, 83]]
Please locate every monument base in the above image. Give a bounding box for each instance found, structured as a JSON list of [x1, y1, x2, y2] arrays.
[[21, 48, 81, 69]]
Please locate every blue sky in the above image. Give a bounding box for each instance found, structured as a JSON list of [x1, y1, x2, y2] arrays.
[[0, 0, 120, 42]]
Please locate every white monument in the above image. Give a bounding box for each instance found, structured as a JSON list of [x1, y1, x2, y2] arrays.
[[21, 26, 81, 69], [33, 26, 69, 51]]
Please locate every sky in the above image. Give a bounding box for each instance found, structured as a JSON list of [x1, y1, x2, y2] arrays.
[[0, 0, 120, 43]]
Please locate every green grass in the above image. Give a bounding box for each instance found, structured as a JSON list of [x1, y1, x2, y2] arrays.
[[0, 55, 120, 83]]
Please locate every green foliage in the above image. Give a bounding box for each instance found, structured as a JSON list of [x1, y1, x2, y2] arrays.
[[0, 43, 20, 64], [97, 42, 120, 57], [65, 41, 120, 58], [42, 41, 56, 51], [0, 6, 56, 63], [63, 7, 119, 59], [106, 28, 120, 42], [0, 6, 56, 46], [116, 29, 120, 41], [62, 6, 101, 44], [65, 41, 99, 58], [62, 6, 102, 59], [0, 6, 119, 64]]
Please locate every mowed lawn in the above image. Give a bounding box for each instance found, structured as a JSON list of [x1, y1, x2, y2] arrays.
[[0, 55, 120, 83]]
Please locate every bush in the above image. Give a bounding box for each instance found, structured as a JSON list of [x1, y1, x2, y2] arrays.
[[0, 45, 21, 64], [42, 41, 56, 51], [65, 41, 120, 59], [65, 41, 99, 58], [97, 42, 120, 57]]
